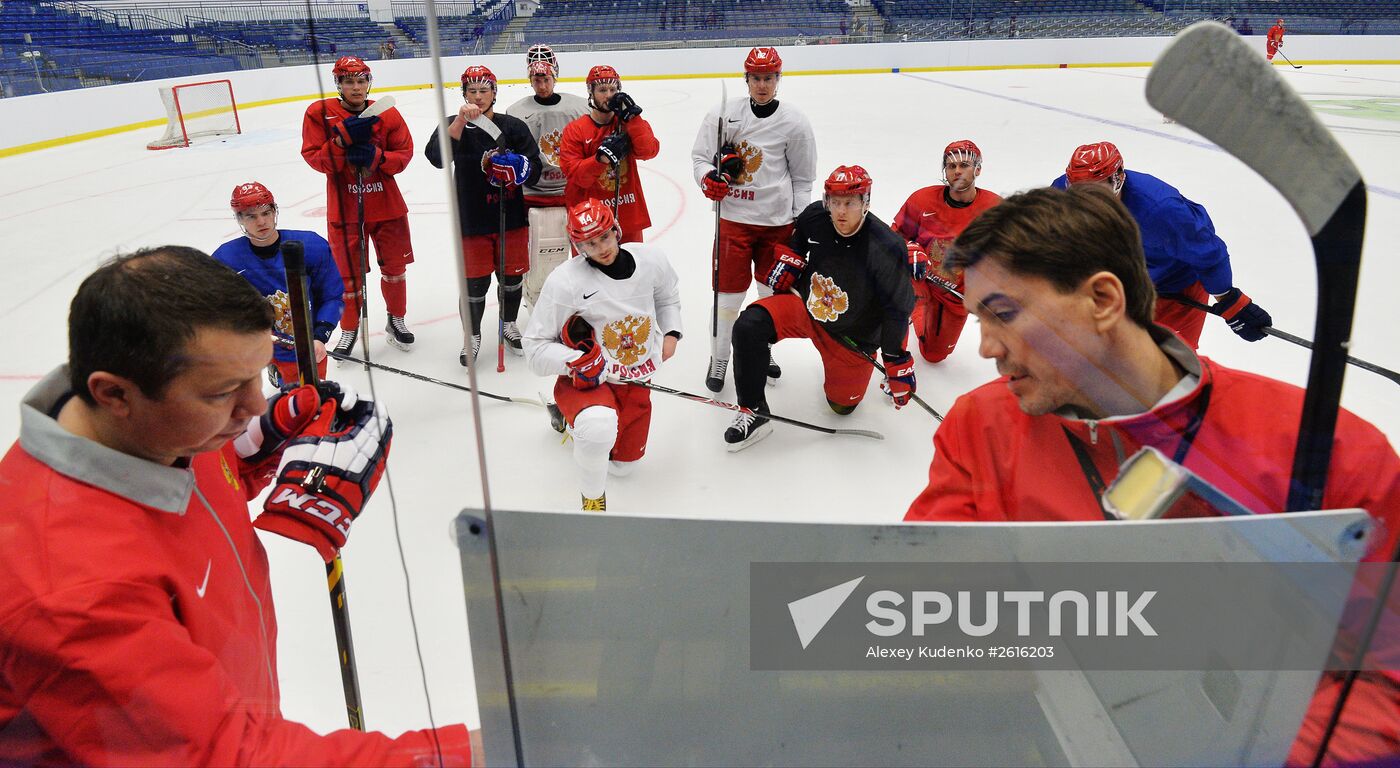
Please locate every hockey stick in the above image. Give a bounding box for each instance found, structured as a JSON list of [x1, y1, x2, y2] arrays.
[[626, 380, 884, 440], [358, 93, 397, 120], [1166, 294, 1399, 385], [835, 334, 944, 422], [281, 239, 365, 732], [352, 167, 371, 372], [327, 351, 545, 406], [1148, 21, 1365, 513], [1147, 23, 1368, 766], [711, 79, 727, 338], [1277, 49, 1303, 69], [496, 161, 507, 374]]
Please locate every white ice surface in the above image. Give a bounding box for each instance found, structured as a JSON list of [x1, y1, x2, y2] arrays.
[[1, 63, 1396, 738]]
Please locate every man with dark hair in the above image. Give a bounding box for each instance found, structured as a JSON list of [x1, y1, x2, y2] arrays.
[[905, 185, 1400, 765], [0, 247, 475, 765]]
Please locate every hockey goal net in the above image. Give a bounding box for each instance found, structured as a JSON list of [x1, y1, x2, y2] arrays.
[[146, 79, 241, 150]]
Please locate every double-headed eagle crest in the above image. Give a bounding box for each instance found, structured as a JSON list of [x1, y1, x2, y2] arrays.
[[806, 274, 849, 322], [733, 140, 763, 185], [603, 314, 651, 367], [539, 129, 563, 167]]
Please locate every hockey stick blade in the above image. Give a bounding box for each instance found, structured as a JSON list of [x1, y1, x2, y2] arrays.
[[469, 113, 502, 140], [1147, 22, 1367, 513], [628, 380, 884, 440], [358, 93, 397, 120], [326, 352, 544, 407]]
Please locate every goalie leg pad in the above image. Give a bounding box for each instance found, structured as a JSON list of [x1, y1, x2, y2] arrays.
[[525, 206, 570, 308]]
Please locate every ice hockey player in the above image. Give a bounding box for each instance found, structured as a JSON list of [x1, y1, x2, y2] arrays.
[[690, 46, 816, 393], [212, 182, 343, 388], [1267, 18, 1286, 61], [903, 184, 1400, 766], [505, 43, 590, 309], [725, 165, 914, 451], [0, 246, 477, 765], [1052, 141, 1271, 349], [300, 55, 417, 358], [425, 65, 542, 366], [523, 199, 682, 511], [891, 139, 1002, 363], [557, 65, 661, 244]]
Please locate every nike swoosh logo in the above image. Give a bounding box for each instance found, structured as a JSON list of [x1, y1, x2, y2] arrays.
[[727, 119, 741, 123], [847, 395, 860, 401], [922, 212, 937, 217], [196, 559, 212, 598], [807, 238, 820, 245], [583, 291, 598, 300]]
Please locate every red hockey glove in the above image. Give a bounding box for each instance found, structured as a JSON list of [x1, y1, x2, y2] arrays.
[[702, 170, 730, 202], [881, 351, 917, 409], [233, 384, 321, 480], [482, 149, 531, 189], [764, 244, 807, 294], [1213, 288, 1272, 342], [255, 395, 392, 563], [906, 241, 930, 281], [566, 344, 606, 390]]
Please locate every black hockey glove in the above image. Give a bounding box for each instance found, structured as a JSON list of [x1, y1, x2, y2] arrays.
[[607, 91, 643, 122], [716, 144, 744, 179], [595, 132, 631, 166]]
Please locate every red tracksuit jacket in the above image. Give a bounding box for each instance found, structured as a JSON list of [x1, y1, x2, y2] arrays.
[[557, 112, 660, 236]]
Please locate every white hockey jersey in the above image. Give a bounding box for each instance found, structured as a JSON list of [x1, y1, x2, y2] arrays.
[[690, 97, 817, 226], [505, 92, 591, 199], [524, 243, 683, 383]]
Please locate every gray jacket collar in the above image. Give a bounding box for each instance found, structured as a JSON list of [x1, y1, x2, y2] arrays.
[[19, 366, 195, 514]]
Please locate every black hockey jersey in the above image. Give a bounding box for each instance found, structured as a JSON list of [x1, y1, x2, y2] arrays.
[[425, 111, 543, 237], [787, 201, 914, 355]]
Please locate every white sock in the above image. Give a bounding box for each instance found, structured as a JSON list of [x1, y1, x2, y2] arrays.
[[571, 406, 617, 499], [755, 283, 775, 299], [608, 460, 636, 477], [711, 292, 746, 361]]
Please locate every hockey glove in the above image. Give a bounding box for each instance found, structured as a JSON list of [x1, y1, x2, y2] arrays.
[[607, 91, 643, 122], [335, 113, 379, 146], [346, 142, 380, 170], [881, 351, 917, 409], [716, 144, 744, 180], [485, 150, 531, 189], [561, 313, 596, 351], [702, 170, 731, 202], [906, 241, 930, 281], [255, 395, 392, 563], [595, 132, 631, 166], [233, 384, 322, 480], [764, 244, 807, 294], [566, 345, 606, 390], [1213, 288, 1272, 342]]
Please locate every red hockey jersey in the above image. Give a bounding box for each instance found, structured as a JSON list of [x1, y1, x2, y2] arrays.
[[557, 113, 660, 236], [301, 97, 413, 225]]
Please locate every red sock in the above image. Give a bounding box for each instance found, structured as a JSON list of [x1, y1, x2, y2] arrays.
[[340, 291, 361, 331], [381, 275, 407, 317]]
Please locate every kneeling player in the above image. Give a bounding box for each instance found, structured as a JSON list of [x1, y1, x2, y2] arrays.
[[523, 200, 682, 510], [726, 165, 915, 451]]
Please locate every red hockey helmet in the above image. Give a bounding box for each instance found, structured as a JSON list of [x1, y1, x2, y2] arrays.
[[943, 139, 982, 166], [824, 165, 873, 197], [230, 181, 275, 212], [1065, 141, 1123, 185], [566, 198, 617, 243], [745, 47, 783, 75], [332, 55, 371, 80], [461, 65, 497, 91], [587, 65, 621, 89], [1276, 17, 1284, 24], [526, 43, 558, 76]]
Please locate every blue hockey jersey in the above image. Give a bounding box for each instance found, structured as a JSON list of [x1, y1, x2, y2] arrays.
[[211, 230, 344, 363], [1051, 170, 1233, 295]]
